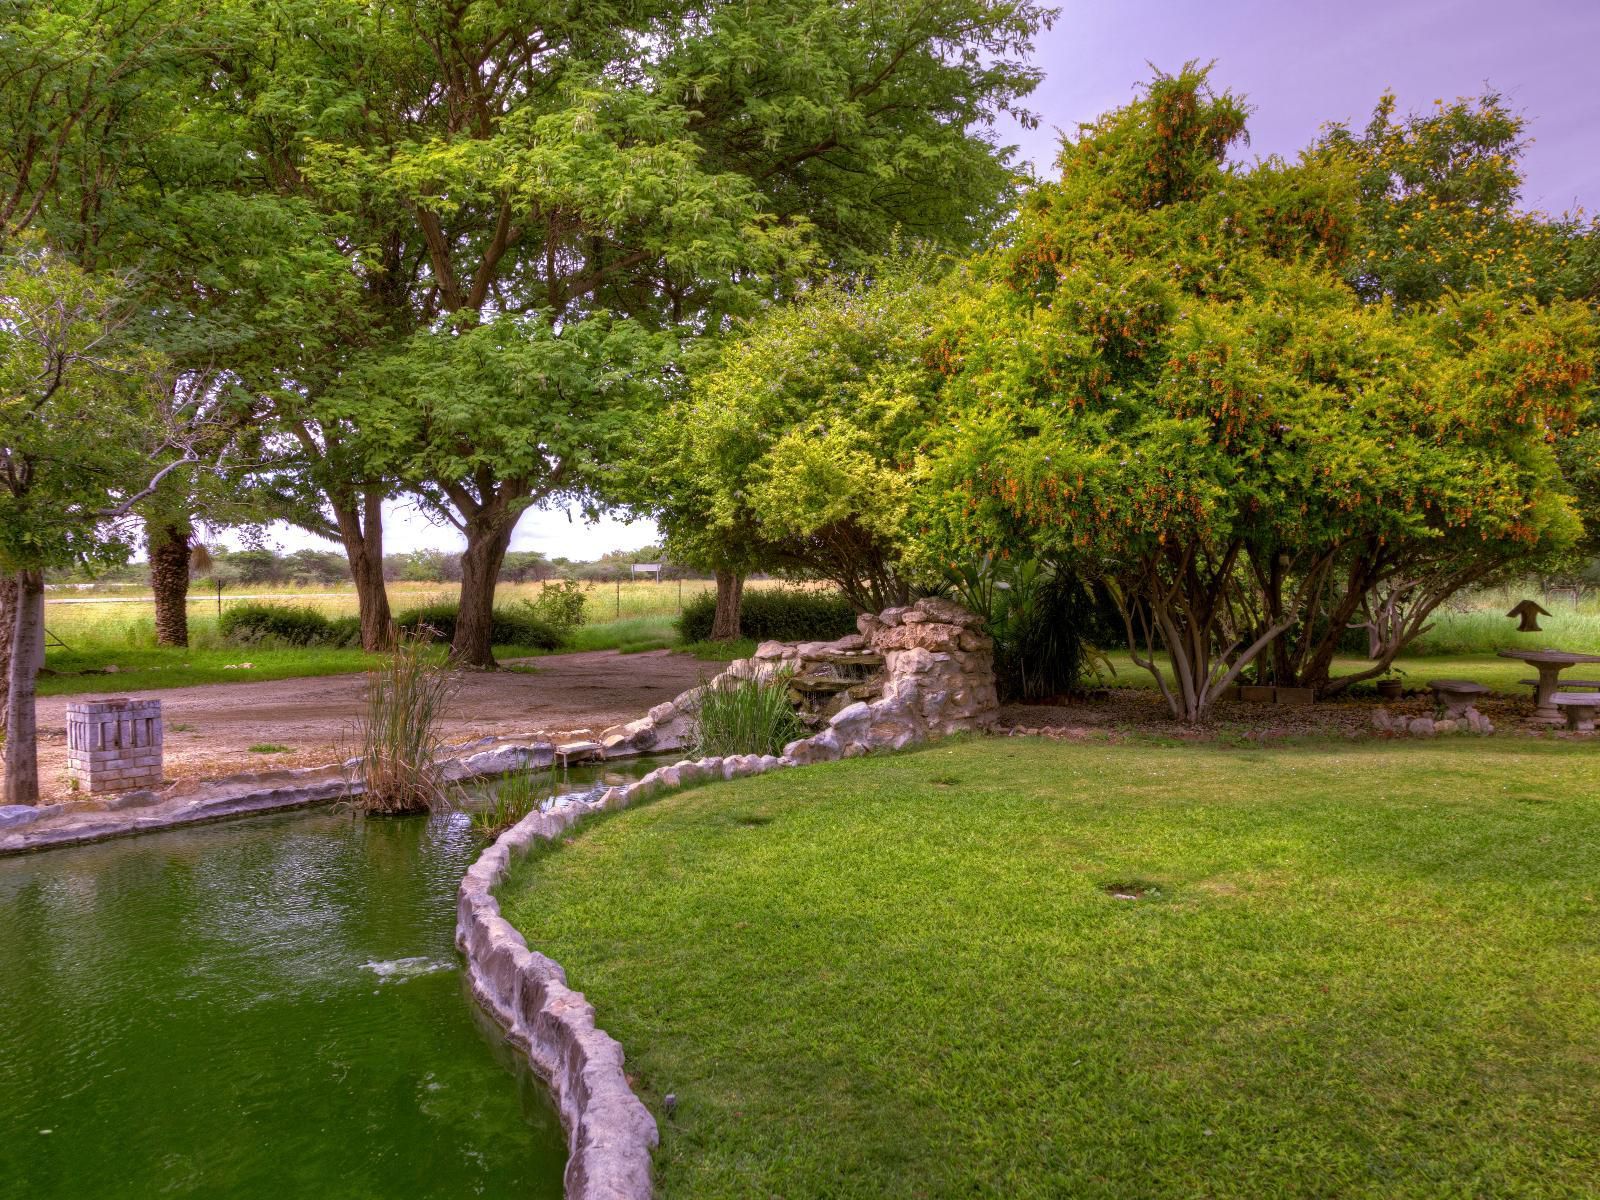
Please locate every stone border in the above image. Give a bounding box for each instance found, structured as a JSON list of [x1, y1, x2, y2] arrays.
[[0, 738, 561, 856], [456, 751, 788, 1200], [457, 598, 1002, 1198]]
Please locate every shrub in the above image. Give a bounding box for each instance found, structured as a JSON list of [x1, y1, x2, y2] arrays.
[[677, 587, 857, 644], [218, 602, 356, 647], [394, 601, 564, 650], [523, 579, 586, 632], [690, 673, 806, 757], [357, 632, 456, 815], [947, 556, 1103, 702]]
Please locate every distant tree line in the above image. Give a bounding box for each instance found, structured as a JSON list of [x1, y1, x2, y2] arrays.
[[47, 544, 704, 588]]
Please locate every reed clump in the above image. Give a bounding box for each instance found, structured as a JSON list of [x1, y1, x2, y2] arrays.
[[469, 761, 557, 838], [690, 672, 805, 758], [357, 629, 456, 814]]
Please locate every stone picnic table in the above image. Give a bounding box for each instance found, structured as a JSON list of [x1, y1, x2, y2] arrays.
[[1496, 648, 1600, 722]]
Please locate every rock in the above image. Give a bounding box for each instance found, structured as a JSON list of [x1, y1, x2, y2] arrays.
[[754, 640, 790, 660], [1434, 718, 1458, 734], [0, 804, 46, 830], [957, 629, 994, 652], [1407, 717, 1436, 737], [784, 729, 843, 765], [879, 606, 910, 626], [828, 700, 873, 730], [910, 597, 984, 628], [647, 701, 677, 724], [1371, 709, 1393, 732]]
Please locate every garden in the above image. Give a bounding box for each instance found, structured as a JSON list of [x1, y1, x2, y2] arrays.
[[4, 2, 1600, 1199]]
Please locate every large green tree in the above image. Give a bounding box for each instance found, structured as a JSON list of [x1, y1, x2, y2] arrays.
[[222, 0, 1052, 665], [919, 68, 1594, 719], [655, 263, 944, 616]]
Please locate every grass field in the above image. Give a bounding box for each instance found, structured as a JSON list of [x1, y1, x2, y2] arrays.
[[501, 737, 1600, 1199], [36, 579, 773, 694]]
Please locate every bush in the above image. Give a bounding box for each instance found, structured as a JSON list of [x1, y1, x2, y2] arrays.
[[947, 556, 1102, 702], [690, 674, 807, 757], [524, 579, 586, 632], [218, 602, 358, 647], [394, 601, 564, 650], [677, 587, 858, 644]]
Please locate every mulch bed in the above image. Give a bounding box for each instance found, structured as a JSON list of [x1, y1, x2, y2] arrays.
[[998, 688, 1570, 743]]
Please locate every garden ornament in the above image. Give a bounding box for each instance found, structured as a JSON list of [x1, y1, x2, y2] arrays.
[[1506, 599, 1552, 633]]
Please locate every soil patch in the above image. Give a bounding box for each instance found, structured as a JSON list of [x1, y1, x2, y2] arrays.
[[999, 687, 1542, 743], [32, 649, 706, 803]]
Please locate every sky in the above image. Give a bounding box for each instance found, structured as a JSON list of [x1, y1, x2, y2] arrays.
[[241, 0, 1600, 562]]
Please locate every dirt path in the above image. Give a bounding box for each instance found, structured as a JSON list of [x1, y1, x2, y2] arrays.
[[34, 650, 707, 800]]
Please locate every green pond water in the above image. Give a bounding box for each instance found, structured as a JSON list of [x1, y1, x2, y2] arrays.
[[0, 765, 639, 1200]]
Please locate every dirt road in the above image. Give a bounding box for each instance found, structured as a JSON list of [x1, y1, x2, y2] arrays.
[[34, 649, 707, 800]]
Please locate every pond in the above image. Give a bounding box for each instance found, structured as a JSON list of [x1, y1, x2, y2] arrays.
[[0, 758, 650, 1198]]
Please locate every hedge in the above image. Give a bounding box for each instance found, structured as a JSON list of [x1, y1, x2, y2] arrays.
[[218, 603, 361, 647], [394, 601, 564, 650], [677, 586, 858, 644]]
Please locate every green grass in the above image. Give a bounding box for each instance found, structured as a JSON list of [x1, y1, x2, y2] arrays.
[[246, 743, 291, 754], [501, 738, 1600, 1199], [36, 643, 558, 696]]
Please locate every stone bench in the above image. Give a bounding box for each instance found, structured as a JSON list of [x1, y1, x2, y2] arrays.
[[1551, 693, 1600, 732], [1427, 679, 1490, 719], [1522, 678, 1600, 692]]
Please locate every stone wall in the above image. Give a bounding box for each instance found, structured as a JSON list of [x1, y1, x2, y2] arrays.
[[598, 596, 998, 761]]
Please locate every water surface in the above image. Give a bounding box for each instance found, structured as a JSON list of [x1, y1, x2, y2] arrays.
[[0, 805, 568, 1198]]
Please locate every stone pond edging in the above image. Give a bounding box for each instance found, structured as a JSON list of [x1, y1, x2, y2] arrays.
[[458, 597, 1001, 1198]]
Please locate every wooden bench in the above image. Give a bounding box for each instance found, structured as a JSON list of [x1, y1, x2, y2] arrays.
[[1551, 693, 1600, 732], [1428, 679, 1491, 719]]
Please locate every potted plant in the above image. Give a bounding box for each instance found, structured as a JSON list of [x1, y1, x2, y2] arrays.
[[1376, 667, 1405, 700]]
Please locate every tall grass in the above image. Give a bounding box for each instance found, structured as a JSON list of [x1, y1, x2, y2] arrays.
[[356, 630, 457, 814], [690, 673, 805, 757], [1408, 606, 1600, 656], [469, 760, 559, 837]]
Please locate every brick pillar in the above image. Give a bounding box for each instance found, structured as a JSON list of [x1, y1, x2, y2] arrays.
[[66, 698, 163, 794]]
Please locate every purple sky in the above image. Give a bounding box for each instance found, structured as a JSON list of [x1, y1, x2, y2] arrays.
[[1004, 0, 1600, 215]]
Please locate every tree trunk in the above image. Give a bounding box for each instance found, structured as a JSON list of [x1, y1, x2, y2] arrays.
[[149, 520, 191, 647], [5, 570, 44, 805], [452, 501, 517, 668], [0, 575, 15, 735], [709, 569, 745, 641], [331, 488, 392, 651]]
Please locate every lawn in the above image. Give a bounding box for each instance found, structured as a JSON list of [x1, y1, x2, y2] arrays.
[[501, 738, 1600, 1199]]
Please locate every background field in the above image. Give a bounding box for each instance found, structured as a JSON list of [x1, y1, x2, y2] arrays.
[[37, 579, 776, 695], [38, 580, 1600, 697]]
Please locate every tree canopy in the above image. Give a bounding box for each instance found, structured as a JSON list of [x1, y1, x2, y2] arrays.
[[917, 67, 1595, 717]]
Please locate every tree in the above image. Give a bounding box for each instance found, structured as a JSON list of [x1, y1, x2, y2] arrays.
[[919, 68, 1593, 719], [657, 264, 944, 618], [0, 240, 187, 802], [343, 313, 671, 660], [1318, 90, 1600, 579], [223, 0, 1052, 666]]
